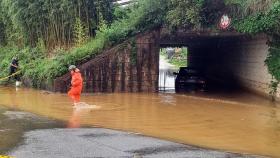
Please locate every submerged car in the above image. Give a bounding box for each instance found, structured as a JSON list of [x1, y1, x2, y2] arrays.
[[173, 67, 206, 92]]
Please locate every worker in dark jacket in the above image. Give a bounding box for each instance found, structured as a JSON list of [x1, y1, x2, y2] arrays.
[[8, 56, 19, 81]]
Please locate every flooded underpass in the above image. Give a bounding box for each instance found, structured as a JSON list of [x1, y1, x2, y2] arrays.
[[0, 86, 280, 157]]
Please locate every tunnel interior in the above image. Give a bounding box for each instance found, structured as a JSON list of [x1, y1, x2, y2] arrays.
[[159, 32, 269, 94], [186, 36, 242, 91]]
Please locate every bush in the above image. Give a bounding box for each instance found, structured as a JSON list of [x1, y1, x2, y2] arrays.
[[3, 0, 168, 87]]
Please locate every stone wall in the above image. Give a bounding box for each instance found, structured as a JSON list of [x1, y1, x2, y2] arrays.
[[54, 30, 160, 93]]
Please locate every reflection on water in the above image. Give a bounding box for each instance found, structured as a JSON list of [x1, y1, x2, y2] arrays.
[[67, 109, 81, 128], [159, 55, 178, 92], [159, 69, 177, 92], [0, 86, 280, 157], [67, 104, 101, 128]]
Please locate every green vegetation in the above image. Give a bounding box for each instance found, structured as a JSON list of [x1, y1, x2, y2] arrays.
[[170, 48, 188, 67], [169, 58, 187, 68], [166, 0, 204, 30], [0, 0, 279, 97], [73, 18, 89, 47], [0, 0, 168, 87], [0, 0, 114, 48], [160, 48, 188, 68], [0, 0, 115, 85], [166, 0, 227, 30]]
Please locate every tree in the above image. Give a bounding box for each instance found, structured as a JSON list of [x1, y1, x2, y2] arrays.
[[166, 0, 205, 30], [0, 0, 114, 50], [73, 18, 88, 46]]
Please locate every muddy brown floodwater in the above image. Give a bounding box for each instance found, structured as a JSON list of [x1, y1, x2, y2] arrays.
[[0, 86, 279, 157]]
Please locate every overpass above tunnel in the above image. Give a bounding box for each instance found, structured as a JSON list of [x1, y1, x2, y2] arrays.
[[54, 28, 272, 98], [159, 28, 244, 47]]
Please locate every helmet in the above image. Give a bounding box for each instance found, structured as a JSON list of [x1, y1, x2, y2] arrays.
[[68, 65, 76, 71]]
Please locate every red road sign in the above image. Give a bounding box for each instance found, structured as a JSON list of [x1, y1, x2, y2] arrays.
[[219, 15, 231, 30]]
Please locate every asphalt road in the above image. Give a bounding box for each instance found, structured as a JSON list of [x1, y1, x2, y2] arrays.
[[8, 128, 265, 158]]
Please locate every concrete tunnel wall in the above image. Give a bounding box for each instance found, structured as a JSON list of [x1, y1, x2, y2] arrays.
[[188, 35, 276, 97]]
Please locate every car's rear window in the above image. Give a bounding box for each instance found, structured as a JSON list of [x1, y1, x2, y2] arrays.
[[179, 68, 198, 75]]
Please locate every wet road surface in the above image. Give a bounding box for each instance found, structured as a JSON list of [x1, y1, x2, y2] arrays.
[[0, 86, 279, 157], [0, 106, 64, 154], [8, 128, 265, 158]]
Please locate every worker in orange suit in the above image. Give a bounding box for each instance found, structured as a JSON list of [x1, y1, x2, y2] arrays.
[[68, 65, 83, 106]]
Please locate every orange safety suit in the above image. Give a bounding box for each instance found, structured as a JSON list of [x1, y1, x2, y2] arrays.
[[68, 69, 83, 103]]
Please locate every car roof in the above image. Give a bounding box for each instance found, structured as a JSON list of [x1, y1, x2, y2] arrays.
[[179, 67, 198, 71], [179, 67, 201, 74]]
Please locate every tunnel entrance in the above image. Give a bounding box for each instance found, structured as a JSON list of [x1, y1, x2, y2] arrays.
[[158, 30, 253, 94]]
